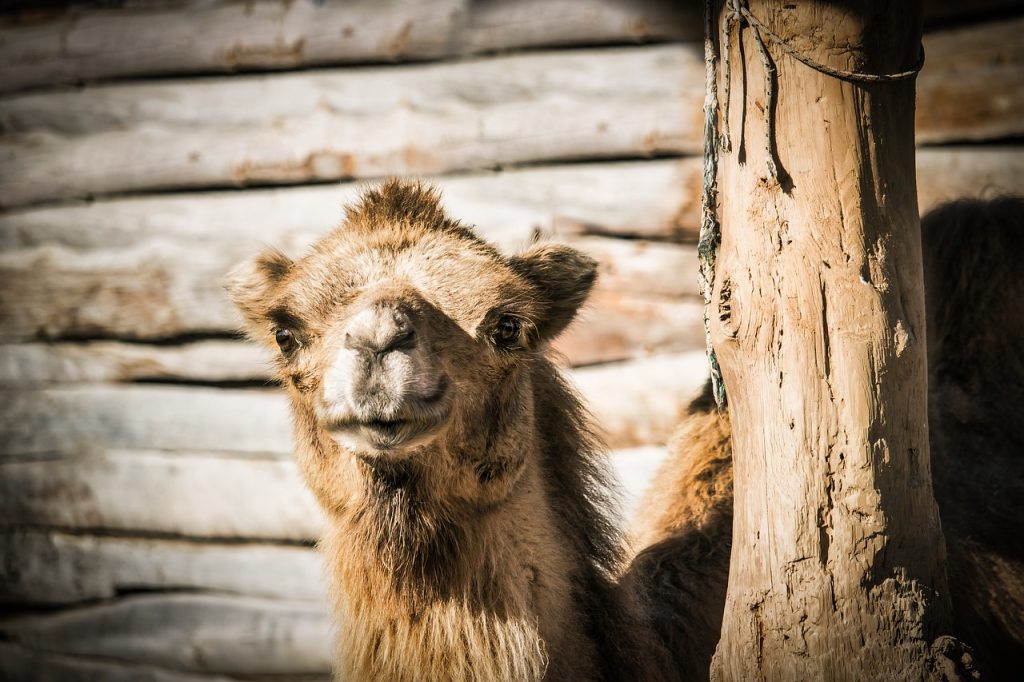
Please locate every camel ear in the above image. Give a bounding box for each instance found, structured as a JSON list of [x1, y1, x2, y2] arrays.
[[510, 243, 598, 341], [225, 248, 293, 337]]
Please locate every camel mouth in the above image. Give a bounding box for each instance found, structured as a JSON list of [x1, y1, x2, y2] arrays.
[[327, 377, 452, 452]]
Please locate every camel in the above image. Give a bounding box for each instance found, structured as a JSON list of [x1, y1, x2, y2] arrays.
[[227, 179, 679, 681], [632, 196, 1024, 681]]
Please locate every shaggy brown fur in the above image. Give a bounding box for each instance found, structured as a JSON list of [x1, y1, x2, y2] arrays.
[[228, 180, 674, 681], [635, 196, 1024, 681]]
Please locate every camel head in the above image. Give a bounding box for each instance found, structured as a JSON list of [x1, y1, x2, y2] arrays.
[[227, 179, 597, 508]]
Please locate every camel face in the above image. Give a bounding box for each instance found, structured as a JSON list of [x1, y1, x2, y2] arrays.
[[228, 180, 597, 466]]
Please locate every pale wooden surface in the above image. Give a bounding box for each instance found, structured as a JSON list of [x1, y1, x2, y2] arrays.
[[2, 18, 1022, 207], [0, 593, 333, 674], [0, 296, 706, 384], [1, 149, 1017, 345], [0, 0, 700, 93], [5, 148, 1014, 250], [2, 443, 666, 608], [0, 235, 702, 343], [0, 45, 703, 207], [0, 643, 245, 682], [0, 443, 667, 677], [0, 0, 1009, 93], [1, 530, 327, 604], [0, 351, 709, 459]]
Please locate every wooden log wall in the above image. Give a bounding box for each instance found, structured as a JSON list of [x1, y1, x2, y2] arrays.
[[1, 1, 1022, 679]]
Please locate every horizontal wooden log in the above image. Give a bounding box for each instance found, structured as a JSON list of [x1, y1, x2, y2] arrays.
[[0, 158, 700, 249], [0, 530, 326, 605], [0, 45, 702, 207], [2, 447, 668, 606], [0, 294, 705, 386], [0, 0, 1006, 93], [0, 231, 700, 343], [0, 351, 709, 460], [916, 147, 1024, 211], [916, 16, 1024, 144], [0, 386, 293, 456], [5, 146, 1017, 345], [576, 351, 709, 447], [1, 147, 1019, 252], [1, 17, 1020, 207], [0, 452, 324, 539], [0, 593, 333, 675], [0, 339, 274, 386], [0, 0, 701, 93], [0, 444, 674, 542], [0, 643, 240, 682]]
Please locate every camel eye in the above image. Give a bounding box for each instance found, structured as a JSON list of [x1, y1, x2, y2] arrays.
[[493, 316, 523, 348], [275, 328, 300, 354]]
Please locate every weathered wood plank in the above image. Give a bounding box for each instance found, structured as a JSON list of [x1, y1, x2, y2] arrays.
[[0, 45, 703, 207], [0, 339, 274, 386], [0, 149, 1016, 346], [916, 147, 1024, 210], [611, 445, 669, 521], [0, 295, 704, 385], [0, 452, 324, 539], [0, 352, 709, 460], [0, 530, 326, 605], [1, 17, 1020, 207], [0, 0, 700, 93], [0, 386, 293, 456], [1, 148, 1019, 251], [0, 643, 240, 682], [0, 0, 1007, 93], [2, 446, 669, 606], [916, 16, 1024, 144], [0, 442, 677, 541], [0, 594, 333, 675], [576, 351, 709, 447], [0, 158, 701, 249], [0, 234, 700, 342]]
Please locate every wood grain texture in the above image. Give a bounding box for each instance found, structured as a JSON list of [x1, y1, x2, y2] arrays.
[[0, 451, 324, 539], [916, 16, 1024, 144], [1, 446, 668, 607], [0, 643, 241, 682], [0, 593, 333, 675], [0, 0, 1010, 92], [0, 530, 327, 605], [1, 18, 1020, 207], [0, 233, 701, 343], [709, 2, 957, 677], [0, 352, 710, 459], [0, 45, 703, 207], [0, 296, 704, 385], [3, 148, 1018, 344], [1, 150, 1019, 251], [0, 0, 700, 93], [0, 158, 701, 245]]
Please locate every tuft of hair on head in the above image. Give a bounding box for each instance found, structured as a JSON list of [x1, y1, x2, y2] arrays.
[[509, 242, 599, 342], [344, 178, 473, 238], [921, 195, 1024, 389]]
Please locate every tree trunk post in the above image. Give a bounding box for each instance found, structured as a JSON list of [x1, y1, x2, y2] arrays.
[[705, 1, 972, 679]]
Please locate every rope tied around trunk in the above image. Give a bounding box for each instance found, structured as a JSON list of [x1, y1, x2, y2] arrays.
[[698, 0, 925, 407]]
